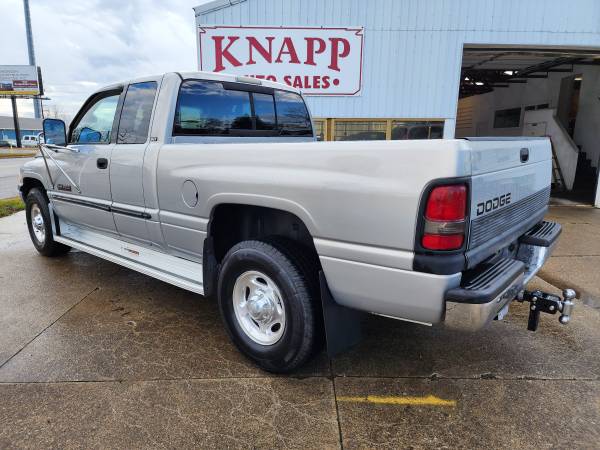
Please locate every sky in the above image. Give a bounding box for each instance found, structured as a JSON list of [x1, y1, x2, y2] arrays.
[[1, 0, 211, 120]]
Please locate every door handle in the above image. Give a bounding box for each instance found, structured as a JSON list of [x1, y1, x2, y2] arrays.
[[97, 158, 108, 169]]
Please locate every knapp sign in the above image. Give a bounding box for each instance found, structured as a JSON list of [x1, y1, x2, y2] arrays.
[[198, 26, 364, 96]]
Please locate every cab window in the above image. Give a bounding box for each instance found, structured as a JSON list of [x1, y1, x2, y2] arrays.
[[70, 93, 120, 144], [253, 92, 276, 130], [117, 81, 158, 144], [173, 80, 312, 137], [173, 80, 252, 135], [274, 91, 312, 136]]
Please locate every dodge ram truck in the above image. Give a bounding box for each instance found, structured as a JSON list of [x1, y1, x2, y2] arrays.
[[18, 71, 575, 372]]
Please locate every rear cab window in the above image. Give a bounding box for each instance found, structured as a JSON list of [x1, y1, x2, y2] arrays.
[[274, 90, 313, 136], [173, 79, 313, 138]]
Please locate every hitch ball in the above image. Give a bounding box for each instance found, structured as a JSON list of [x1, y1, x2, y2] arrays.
[[559, 289, 576, 324]]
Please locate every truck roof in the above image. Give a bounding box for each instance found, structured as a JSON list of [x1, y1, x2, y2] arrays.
[[96, 71, 301, 95], [178, 71, 301, 94]]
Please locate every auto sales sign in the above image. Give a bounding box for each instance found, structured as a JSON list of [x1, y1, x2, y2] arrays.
[[198, 26, 364, 95]]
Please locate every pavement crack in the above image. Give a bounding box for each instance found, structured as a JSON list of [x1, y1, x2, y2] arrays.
[[330, 360, 345, 450], [0, 286, 99, 371], [328, 374, 599, 382], [548, 254, 600, 257], [0, 374, 597, 386]]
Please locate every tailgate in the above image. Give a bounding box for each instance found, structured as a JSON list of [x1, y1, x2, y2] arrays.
[[464, 137, 552, 266]]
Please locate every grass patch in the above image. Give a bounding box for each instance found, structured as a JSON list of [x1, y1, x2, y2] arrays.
[[0, 153, 36, 159], [0, 150, 37, 159], [0, 197, 25, 218]]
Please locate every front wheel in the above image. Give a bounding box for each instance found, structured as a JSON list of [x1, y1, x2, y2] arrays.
[[25, 188, 70, 257], [217, 239, 320, 373]]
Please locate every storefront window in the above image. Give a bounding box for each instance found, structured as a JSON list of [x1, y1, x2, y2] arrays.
[[430, 124, 444, 139], [313, 119, 325, 141], [391, 121, 444, 140], [334, 121, 386, 141]]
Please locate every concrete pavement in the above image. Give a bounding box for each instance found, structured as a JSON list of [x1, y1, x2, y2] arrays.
[[0, 207, 599, 448], [541, 206, 600, 309], [0, 158, 33, 199]]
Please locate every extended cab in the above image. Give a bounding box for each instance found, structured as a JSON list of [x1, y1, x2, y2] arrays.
[[18, 72, 574, 372]]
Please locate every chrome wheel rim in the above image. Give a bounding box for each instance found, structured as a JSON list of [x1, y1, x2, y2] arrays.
[[232, 271, 286, 345], [30, 204, 46, 244]]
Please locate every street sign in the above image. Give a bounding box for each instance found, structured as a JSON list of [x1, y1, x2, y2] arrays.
[[0, 65, 40, 96], [198, 26, 364, 96]]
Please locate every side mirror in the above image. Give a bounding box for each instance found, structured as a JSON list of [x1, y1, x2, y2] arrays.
[[42, 118, 67, 146]]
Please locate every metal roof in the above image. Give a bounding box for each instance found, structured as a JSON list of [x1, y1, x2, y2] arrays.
[[194, 0, 247, 16]]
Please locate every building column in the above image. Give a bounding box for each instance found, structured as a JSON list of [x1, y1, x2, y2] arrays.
[[443, 118, 456, 139]]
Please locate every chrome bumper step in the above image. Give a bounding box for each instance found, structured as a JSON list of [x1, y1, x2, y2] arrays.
[[519, 220, 562, 247], [446, 258, 525, 305]]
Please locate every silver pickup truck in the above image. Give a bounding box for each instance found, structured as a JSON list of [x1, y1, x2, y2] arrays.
[[19, 71, 574, 372]]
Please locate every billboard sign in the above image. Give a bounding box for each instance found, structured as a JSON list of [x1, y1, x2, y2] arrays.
[[0, 65, 40, 96], [198, 26, 364, 96]]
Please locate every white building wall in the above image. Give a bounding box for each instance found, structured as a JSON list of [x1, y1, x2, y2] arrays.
[[196, 0, 600, 128]]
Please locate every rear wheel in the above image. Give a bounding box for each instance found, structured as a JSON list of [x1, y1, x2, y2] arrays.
[[25, 188, 70, 257], [217, 239, 321, 373]]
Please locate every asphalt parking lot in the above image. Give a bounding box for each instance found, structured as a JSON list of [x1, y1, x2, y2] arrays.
[[0, 206, 599, 449], [0, 157, 34, 200]]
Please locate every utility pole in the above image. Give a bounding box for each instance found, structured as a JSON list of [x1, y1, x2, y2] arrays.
[[11, 97, 22, 148], [23, 0, 41, 119]]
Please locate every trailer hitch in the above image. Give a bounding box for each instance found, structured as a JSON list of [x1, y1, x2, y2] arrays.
[[515, 288, 576, 331]]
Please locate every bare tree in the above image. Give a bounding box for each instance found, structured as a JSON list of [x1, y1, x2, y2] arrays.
[[43, 104, 69, 122]]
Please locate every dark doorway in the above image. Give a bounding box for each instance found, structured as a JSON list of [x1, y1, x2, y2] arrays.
[[557, 74, 582, 137]]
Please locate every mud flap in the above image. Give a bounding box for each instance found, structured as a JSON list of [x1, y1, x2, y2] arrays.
[[319, 271, 363, 357]]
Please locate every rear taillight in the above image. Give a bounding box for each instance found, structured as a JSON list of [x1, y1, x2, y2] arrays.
[[422, 184, 467, 251]]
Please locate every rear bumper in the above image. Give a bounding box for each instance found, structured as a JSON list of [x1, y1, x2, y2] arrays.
[[443, 220, 561, 331], [319, 256, 460, 325]]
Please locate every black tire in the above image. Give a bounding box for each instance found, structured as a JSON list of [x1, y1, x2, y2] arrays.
[[217, 238, 321, 373], [25, 188, 71, 257]]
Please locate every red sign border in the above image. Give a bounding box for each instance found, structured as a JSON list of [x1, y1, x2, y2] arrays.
[[198, 25, 364, 96]]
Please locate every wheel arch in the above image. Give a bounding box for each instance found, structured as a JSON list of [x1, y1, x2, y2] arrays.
[[202, 199, 321, 298], [21, 175, 48, 200], [205, 194, 318, 235]]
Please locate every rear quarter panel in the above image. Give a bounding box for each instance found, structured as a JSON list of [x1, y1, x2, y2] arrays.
[[154, 139, 472, 267]]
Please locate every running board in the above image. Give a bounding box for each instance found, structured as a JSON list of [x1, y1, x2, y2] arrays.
[[54, 222, 204, 295]]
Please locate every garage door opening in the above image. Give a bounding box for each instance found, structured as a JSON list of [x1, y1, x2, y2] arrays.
[[455, 46, 600, 207]]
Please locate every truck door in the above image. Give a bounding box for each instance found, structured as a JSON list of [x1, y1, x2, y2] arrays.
[[50, 88, 123, 234], [109, 81, 158, 245]]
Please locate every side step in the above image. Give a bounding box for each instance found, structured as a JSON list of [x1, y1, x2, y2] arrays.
[[54, 222, 204, 295], [519, 220, 561, 247]]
